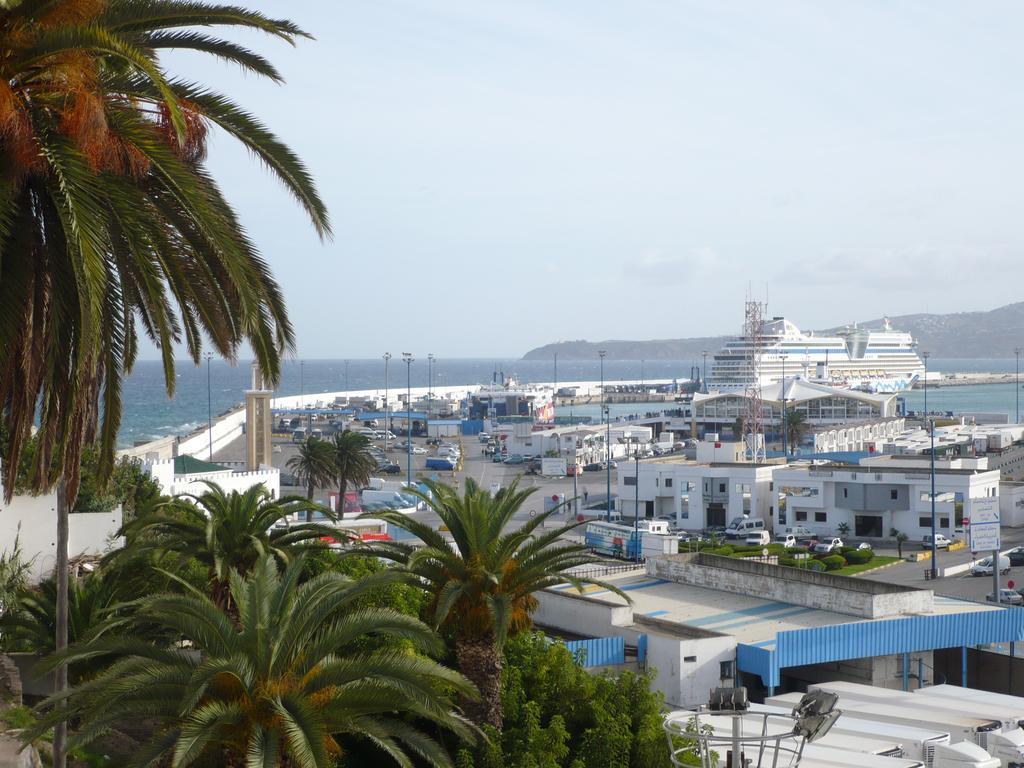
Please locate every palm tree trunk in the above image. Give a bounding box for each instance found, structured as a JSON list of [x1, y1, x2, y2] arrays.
[[339, 478, 347, 512], [53, 478, 70, 768], [455, 635, 503, 730]]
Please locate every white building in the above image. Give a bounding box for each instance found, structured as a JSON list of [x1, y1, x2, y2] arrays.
[[143, 455, 280, 499], [774, 455, 1000, 540], [500, 423, 654, 464], [618, 457, 779, 529]]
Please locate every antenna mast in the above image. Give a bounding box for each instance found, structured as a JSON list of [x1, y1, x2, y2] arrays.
[[742, 297, 766, 462]]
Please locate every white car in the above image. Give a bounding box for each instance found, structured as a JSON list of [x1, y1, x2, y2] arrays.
[[408, 446, 427, 455], [972, 555, 1011, 577], [987, 589, 1024, 606], [813, 538, 844, 554], [775, 534, 798, 549]]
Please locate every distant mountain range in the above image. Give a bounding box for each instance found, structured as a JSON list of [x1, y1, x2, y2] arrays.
[[521, 302, 1024, 360]]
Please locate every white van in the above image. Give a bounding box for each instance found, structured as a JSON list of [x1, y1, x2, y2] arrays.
[[922, 533, 951, 550], [725, 517, 766, 539], [745, 530, 771, 546], [971, 555, 1010, 577]]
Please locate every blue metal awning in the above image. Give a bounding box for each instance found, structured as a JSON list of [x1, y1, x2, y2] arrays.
[[738, 608, 1024, 689]]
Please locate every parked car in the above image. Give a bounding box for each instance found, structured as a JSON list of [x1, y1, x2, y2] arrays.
[[582, 462, 605, 472], [377, 462, 402, 475], [393, 440, 412, 451], [813, 537, 844, 554], [503, 454, 526, 465], [972, 555, 1011, 577], [921, 533, 951, 550], [492, 453, 506, 463], [782, 526, 813, 538], [987, 589, 1024, 605], [567, 463, 584, 476], [724, 517, 766, 539], [775, 534, 798, 549], [745, 531, 771, 546], [1008, 547, 1024, 566]]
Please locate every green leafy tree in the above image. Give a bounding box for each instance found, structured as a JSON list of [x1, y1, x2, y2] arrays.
[[30, 556, 476, 768], [455, 632, 670, 768], [73, 448, 163, 519], [370, 479, 625, 730], [287, 437, 338, 506], [891, 528, 909, 558], [333, 430, 377, 502], [116, 482, 340, 611], [0, 532, 30, 620]]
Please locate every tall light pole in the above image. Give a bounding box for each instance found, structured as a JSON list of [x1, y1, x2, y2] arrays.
[[344, 359, 349, 398], [205, 353, 213, 459], [427, 353, 434, 405], [780, 354, 788, 456], [921, 351, 930, 421], [930, 416, 938, 580], [300, 360, 309, 431], [570, 407, 578, 516], [403, 353, 414, 487], [383, 353, 391, 453], [640, 358, 645, 389], [599, 350, 610, 521], [634, 450, 641, 562], [553, 352, 558, 423], [702, 351, 708, 394], [1016, 348, 1021, 424]]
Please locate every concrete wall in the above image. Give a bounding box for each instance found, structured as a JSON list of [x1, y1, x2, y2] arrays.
[[642, 625, 736, 708], [0, 492, 123, 582], [534, 590, 635, 638], [142, 458, 280, 500], [646, 553, 933, 619]]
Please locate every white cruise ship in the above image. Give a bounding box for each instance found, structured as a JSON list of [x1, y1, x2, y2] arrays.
[[708, 316, 925, 394]]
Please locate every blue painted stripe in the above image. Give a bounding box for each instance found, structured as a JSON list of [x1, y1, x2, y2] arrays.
[[587, 578, 669, 597], [646, 610, 669, 617], [710, 606, 817, 633], [684, 601, 794, 627]]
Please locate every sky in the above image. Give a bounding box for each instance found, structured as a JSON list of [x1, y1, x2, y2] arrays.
[[152, 1, 1024, 359]]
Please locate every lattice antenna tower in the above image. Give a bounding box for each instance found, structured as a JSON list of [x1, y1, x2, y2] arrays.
[[742, 297, 766, 462]]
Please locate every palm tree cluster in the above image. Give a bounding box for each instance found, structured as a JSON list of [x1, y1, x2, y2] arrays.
[[287, 431, 378, 503]]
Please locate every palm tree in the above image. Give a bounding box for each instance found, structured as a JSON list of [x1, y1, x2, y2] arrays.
[[367, 478, 626, 730], [116, 482, 342, 611], [287, 437, 338, 504], [30, 556, 476, 768], [785, 410, 809, 454], [0, 4, 328, 762], [333, 430, 377, 503]]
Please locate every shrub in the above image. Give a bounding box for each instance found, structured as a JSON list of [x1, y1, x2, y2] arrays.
[[705, 546, 734, 556], [844, 549, 873, 565], [778, 557, 798, 568], [787, 546, 809, 555], [822, 555, 846, 571], [805, 560, 825, 572]]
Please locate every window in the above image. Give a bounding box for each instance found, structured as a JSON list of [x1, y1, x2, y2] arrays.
[[843, 488, 848, 498], [720, 660, 735, 679], [665, 478, 673, 488], [814, 512, 827, 523], [684, 656, 697, 663], [769, 506, 774, 516], [795, 511, 808, 522], [769, 482, 774, 491], [719, 483, 726, 493], [919, 516, 931, 528], [624, 477, 636, 486], [940, 517, 950, 529], [890, 489, 898, 500]]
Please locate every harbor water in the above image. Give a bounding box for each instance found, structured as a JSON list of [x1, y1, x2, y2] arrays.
[[118, 357, 1023, 448]]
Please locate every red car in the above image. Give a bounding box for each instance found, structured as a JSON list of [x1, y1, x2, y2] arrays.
[[567, 464, 583, 476]]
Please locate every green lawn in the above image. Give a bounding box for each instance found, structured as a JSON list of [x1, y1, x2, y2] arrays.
[[833, 556, 902, 576]]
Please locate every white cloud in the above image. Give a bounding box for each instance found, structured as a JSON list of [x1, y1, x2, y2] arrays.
[[630, 246, 719, 285]]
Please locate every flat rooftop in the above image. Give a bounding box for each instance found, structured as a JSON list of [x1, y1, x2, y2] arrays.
[[549, 570, 998, 650]]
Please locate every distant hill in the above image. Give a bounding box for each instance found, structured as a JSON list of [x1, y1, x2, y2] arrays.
[[521, 302, 1024, 360]]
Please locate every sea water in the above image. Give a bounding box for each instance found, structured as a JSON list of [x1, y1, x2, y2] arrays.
[[118, 357, 1023, 448]]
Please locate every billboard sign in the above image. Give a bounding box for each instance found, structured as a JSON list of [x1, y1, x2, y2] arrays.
[[969, 497, 1000, 551]]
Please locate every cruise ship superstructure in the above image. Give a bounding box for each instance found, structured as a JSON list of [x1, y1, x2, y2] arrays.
[[708, 316, 925, 394]]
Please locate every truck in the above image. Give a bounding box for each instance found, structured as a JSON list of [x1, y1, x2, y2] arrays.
[[584, 520, 676, 560], [750, 703, 951, 766], [766, 692, 1002, 749]]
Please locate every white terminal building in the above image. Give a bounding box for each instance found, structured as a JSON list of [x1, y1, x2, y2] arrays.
[[618, 438, 1015, 539]]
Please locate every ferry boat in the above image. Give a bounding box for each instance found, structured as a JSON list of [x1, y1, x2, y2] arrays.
[[708, 316, 924, 394]]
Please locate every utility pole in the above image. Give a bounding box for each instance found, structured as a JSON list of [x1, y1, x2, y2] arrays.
[[930, 417, 938, 580], [403, 353, 414, 487], [1016, 348, 1021, 424], [702, 350, 708, 393], [634, 451, 640, 562], [600, 350, 610, 521], [780, 354, 788, 456], [383, 353, 391, 453]]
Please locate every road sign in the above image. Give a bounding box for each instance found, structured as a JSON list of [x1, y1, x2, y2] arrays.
[[969, 498, 1000, 550], [970, 521, 1001, 552], [1010, 580, 1016, 589]]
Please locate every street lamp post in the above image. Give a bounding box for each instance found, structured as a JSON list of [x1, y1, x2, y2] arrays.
[[1016, 348, 1021, 423], [383, 353, 391, 453], [930, 417, 938, 580], [300, 360, 309, 431], [780, 354, 788, 456], [427, 353, 434, 405], [344, 359, 349, 398], [403, 353, 414, 487], [205, 353, 213, 459], [634, 451, 640, 562], [553, 352, 558, 423], [922, 351, 930, 421], [570, 407, 578, 516], [702, 351, 708, 394], [599, 350, 610, 521]]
